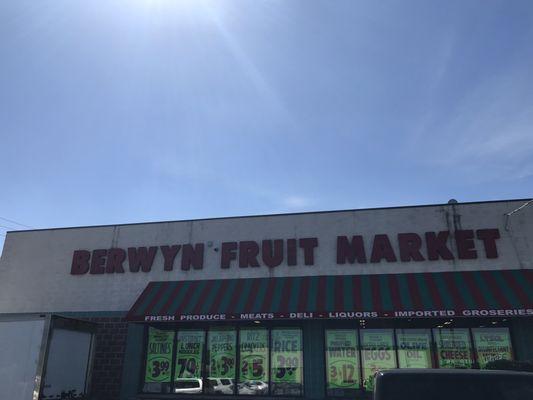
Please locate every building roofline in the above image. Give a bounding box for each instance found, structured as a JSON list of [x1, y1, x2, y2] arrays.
[[5, 198, 532, 234]]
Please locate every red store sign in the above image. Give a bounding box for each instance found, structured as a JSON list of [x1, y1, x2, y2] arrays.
[[70, 229, 500, 275]]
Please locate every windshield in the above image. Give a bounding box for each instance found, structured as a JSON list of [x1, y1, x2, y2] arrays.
[[175, 380, 200, 389]]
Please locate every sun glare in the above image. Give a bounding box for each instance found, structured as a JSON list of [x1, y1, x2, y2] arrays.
[[134, 0, 205, 14]]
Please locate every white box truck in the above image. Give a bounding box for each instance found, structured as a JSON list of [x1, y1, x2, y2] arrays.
[[0, 314, 96, 400]]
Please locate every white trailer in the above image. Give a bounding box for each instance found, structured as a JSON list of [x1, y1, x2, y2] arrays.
[[0, 314, 96, 400]]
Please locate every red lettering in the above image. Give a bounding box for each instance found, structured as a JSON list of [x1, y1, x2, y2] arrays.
[[105, 248, 125, 273], [262, 240, 283, 268], [455, 230, 477, 259], [398, 233, 425, 262], [239, 241, 260, 268], [128, 247, 157, 272], [370, 234, 397, 263], [299, 238, 318, 265], [425, 231, 454, 260], [90, 249, 107, 274], [220, 242, 237, 269], [181, 243, 204, 270], [476, 229, 500, 259], [336, 235, 367, 264], [287, 239, 297, 266], [71, 250, 90, 275], [160, 245, 181, 271]]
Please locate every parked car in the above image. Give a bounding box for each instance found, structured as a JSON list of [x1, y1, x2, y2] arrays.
[[173, 378, 203, 394], [373, 369, 533, 400], [238, 380, 268, 395], [206, 377, 235, 394]]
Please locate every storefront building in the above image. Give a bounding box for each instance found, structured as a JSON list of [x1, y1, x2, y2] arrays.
[[0, 199, 532, 400]]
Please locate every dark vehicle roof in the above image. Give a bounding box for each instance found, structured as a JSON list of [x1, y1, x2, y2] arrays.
[[378, 368, 533, 377], [374, 369, 533, 400]]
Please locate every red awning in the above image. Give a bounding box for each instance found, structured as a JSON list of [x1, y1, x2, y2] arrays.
[[127, 269, 533, 322]]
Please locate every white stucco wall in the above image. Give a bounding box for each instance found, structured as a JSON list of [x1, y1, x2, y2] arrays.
[[0, 200, 531, 313]]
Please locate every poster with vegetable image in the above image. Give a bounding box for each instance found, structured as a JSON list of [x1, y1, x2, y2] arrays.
[[239, 328, 269, 382], [396, 329, 432, 368], [144, 328, 175, 383], [271, 329, 303, 386], [472, 327, 513, 368], [325, 330, 360, 390], [361, 330, 396, 391], [433, 328, 473, 369], [175, 330, 204, 379], [208, 329, 237, 378]]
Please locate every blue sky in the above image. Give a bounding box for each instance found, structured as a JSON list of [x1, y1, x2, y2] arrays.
[[1, 0, 532, 249]]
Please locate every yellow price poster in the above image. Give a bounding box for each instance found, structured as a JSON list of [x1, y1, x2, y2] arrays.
[[175, 330, 204, 379], [433, 328, 473, 369], [396, 329, 432, 368], [208, 329, 236, 378], [361, 330, 396, 391], [325, 330, 360, 389], [271, 329, 303, 384], [145, 328, 174, 383], [240, 329, 269, 382], [472, 328, 513, 368]]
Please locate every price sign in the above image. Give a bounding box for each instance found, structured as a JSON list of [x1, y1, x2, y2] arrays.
[[361, 330, 396, 391], [208, 330, 236, 378], [325, 330, 360, 389], [144, 328, 174, 383], [175, 330, 204, 379], [472, 328, 513, 368], [240, 329, 268, 381], [271, 329, 303, 384], [396, 330, 431, 368], [433, 328, 473, 369]]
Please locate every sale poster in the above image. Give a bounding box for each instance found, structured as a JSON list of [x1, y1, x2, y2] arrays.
[[472, 328, 513, 368], [271, 329, 303, 385], [326, 329, 360, 389], [433, 328, 473, 369], [361, 330, 396, 391], [396, 330, 432, 368], [175, 330, 204, 379], [145, 327, 175, 383], [239, 328, 269, 382], [208, 329, 237, 378], [325, 330, 360, 389]]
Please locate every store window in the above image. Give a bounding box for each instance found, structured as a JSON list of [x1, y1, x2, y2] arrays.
[[325, 329, 360, 397], [142, 326, 303, 396], [143, 327, 175, 393], [206, 329, 237, 395], [270, 328, 303, 396], [141, 324, 513, 396], [396, 329, 432, 368], [433, 328, 473, 369], [472, 327, 513, 368], [360, 329, 396, 392], [239, 328, 269, 395]]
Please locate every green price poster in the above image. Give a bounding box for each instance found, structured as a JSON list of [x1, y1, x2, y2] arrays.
[[175, 330, 204, 379], [396, 330, 432, 368], [208, 329, 236, 378], [144, 327, 175, 383], [240, 329, 269, 381], [271, 329, 303, 384], [472, 328, 513, 368], [361, 330, 396, 391], [433, 328, 473, 369], [325, 330, 360, 389]]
